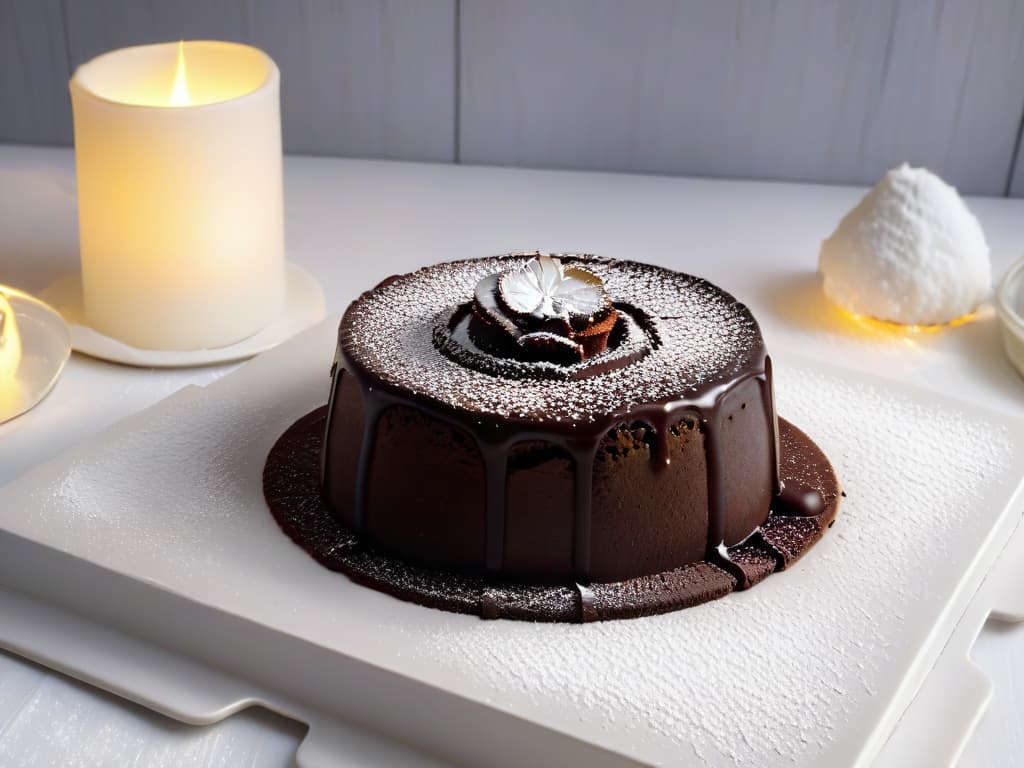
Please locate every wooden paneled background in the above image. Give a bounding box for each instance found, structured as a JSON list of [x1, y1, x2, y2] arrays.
[[3, 0, 1024, 195]]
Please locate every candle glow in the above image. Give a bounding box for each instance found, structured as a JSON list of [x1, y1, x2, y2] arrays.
[[832, 303, 979, 345], [0, 293, 22, 414]]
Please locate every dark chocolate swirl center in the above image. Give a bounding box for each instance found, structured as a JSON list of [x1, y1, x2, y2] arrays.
[[469, 255, 618, 365], [432, 253, 658, 381], [434, 300, 657, 382]]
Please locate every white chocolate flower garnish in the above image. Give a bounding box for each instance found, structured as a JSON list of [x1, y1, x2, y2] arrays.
[[499, 255, 607, 319]]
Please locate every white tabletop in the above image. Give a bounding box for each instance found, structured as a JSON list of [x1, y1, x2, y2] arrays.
[[0, 144, 1022, 766]]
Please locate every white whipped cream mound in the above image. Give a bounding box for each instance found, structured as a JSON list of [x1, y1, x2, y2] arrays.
[[819, 164, 991, 325]]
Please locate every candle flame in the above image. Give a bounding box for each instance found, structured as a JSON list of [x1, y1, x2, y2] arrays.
[[169, 41, 191, 106]]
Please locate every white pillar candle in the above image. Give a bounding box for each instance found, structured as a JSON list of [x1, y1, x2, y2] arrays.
[[69, 40, 285, 350]]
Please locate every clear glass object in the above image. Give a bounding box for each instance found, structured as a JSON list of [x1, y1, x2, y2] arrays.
[[0, 285, 71, 424], [997, 256, 1024, 381]]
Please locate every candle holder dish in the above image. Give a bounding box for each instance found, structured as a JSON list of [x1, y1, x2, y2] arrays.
[[40, 263, 323, 368], [0, 285, 71, 424]]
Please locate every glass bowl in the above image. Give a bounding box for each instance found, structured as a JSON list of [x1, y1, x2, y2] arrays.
[[0, 285, 71, 424]]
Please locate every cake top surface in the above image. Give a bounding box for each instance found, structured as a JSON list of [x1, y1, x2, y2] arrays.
[[339, 253, 765, 426]]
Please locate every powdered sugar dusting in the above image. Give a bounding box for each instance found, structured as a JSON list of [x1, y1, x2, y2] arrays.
[[341, 254, 762, 423], [389, 365, 1014, 766]]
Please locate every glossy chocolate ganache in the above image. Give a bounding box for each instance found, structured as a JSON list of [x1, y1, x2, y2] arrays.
[[265, 253, 841, 622]]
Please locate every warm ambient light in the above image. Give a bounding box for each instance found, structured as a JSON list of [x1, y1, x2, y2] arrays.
[[0, 292, 24, 415], [168, 41, 191, 106], [0, 292, 22, 383], [0, 286, 71, 424], [832, 303, 979, 345]]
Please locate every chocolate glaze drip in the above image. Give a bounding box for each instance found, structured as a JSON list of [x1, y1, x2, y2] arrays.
[[576, 582, 598, 622], [763, 355, 782, 495], [482, 434, 508, 572], [774, 484, 826, 517], [571, 439, 599, 578]]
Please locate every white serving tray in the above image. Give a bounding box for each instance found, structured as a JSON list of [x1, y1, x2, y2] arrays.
[[0, 319, 1022, 767]]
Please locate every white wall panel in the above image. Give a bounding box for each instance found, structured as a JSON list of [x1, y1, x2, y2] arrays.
[[0, 0, 72, 145], [460, 0, 1024, 194]]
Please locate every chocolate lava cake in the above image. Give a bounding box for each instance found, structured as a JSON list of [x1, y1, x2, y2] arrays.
[[264, 252, 841, 622]]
